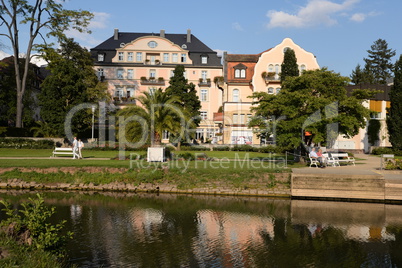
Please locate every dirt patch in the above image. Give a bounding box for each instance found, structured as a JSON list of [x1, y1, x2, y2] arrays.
[[0, 167, 129, 174]]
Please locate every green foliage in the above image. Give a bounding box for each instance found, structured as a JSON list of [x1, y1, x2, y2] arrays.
[[384, 159, 402, 170], [250, 68, 373, 150], [0, 194, 73, 256], [367, 119, 381, 145], [0, 0, 93, 128], [371, 147, 402, 156], [165, 65, 201, 142], [0, 138, 54, 149], [364, 38, 395, 84], [281, 48, 299, 83], [387, 54, 402, 150], [39, 38, 109, 137], [117, 88, 185, 146]]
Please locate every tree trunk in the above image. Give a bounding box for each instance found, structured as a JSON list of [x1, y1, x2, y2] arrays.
[[16, 92, 23, 128]]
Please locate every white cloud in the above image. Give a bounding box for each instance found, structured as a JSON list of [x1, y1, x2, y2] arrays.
[[232, 22, 244, 31], [350, 11, 380, 22], [267, 0, 360, 28], [89, 12, 110, 30]]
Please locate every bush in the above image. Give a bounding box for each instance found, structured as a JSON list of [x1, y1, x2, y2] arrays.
[[213, 146, 231, 151], [232, 145, 258, 152], [0, 138, 54, 149], [180, 145, 209, 151], [372, 147, 402, 156]]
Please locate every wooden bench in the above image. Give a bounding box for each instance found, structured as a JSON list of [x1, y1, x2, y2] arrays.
[[330, 152, 355, 166], [51, 147, 75, 157]]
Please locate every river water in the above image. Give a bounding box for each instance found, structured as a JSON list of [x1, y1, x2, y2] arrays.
[[1, 191, 401, 267]]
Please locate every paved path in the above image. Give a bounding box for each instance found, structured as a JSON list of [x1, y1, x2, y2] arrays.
[[293, 154, 402, 180]]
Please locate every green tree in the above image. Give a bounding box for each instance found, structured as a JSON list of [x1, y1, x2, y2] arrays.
[[250, 68, 376, 150], [280, 48, 299, 83], [387, 54, 402, 150], [0, 56, 40, 127], [364, 38, 395, 84], [0, 0, 93, 128], [165, 65, 201, 144], [117, 88, 185, 146], [39, 38, 108, 137]]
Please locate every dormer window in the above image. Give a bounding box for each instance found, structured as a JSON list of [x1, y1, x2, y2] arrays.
[[234, 64, 247, 78], [98, 53, 105, 62], [201, 56, 208, 64], [148, 41, 158, 48]]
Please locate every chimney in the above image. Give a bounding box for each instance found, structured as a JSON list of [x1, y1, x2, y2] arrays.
[[186, 29, 191, 43], [114, 28, 119, 40], [160, 29, 165, 38]]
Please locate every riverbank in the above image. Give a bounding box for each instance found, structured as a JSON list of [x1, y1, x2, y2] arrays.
[[0, 153, 401, 202]]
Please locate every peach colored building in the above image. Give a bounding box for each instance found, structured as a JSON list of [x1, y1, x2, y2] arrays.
[[90, 29, 223, 143], [220, 38, 320, 145]]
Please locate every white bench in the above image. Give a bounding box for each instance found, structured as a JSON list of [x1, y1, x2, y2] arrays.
[[309, 156, 320, 168], [322, 153, 340, 167], [52, 147, 75, 157], [330, 153, 355, 166]]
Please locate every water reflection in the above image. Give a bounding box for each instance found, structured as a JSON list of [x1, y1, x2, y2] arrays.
[[1, 191, 402, 267]]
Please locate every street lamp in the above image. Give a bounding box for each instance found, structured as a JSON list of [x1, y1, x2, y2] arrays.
[[91, 105, 96, 142]]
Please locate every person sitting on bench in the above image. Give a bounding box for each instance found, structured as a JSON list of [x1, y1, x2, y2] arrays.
[[310, 147, 325, 168]]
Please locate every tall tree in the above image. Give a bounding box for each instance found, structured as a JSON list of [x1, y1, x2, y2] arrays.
[[281, 48, 299, 83], [165, 65, 201, 144], [364, 39, 395, 84], [387, 55, 402, 150], [0, 0, 93, 128], [39, 38, 108, 137], [250, 68, 376, 150], [117, 88, 184, 146]]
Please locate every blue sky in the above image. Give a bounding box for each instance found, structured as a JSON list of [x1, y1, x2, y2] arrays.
[[2, 0, 401, 77]]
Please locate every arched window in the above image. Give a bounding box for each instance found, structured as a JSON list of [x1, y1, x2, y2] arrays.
[[235, 69, 240, 78], [300, 64, 306, 73], [268, 64, 274, 72], [268, 87, 274, 94], [275, 64, 280, 74], [276, 88, 281, 94], [240, 69, 246, 78], [233, 89, 239, 102]]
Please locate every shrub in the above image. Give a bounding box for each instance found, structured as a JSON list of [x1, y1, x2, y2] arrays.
[[372, 147, 402, 156], [213, 146, 231, 151], [0, 194, 73, 256], [0, 138, 54, 149]]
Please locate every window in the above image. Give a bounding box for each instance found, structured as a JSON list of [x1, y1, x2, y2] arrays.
[[240, 69, 246, 78], [127, 69, 133, 79], [149, 87, 156, 95], [117, 69, 124, 79], [276, 88, 281, 94], [300, 64, 306, 73], [201, 56, 208, 64], [233, 114, 238, 124], [247, 114, 252, 123], [181, 53, 186, 63], [275, 64, 280, 74], [115, 88, 123, 97], [201, 70, 207, 82], [163, 53, 169, 62], [149, 69, 156, 78], [268, 64, 274, 72], [148, 41, 157, 48], [233, 89, 239, 102], [136, 52, 142, 62], [172, 53, 178, 63], [196, 128, 204, 140], [170, 70, 174, 77], [98, 54, 104, 62], [370, 112, 382, 119], [162, 131, 170, 140], [126, 87, 135, 98], [127, 52, 133, 61], [97, 68, 104, 77], [235, 69, 240, 78], [200, 111, 208, 120], [268, 87, 274, 94], [240, 114, 245, 124], [118, 52, 124, 61], [200, 89, 208, 102]]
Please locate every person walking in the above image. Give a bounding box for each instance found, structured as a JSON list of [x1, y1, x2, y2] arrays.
[[72, 137, 79, 159], [78, 139, 84, 159]]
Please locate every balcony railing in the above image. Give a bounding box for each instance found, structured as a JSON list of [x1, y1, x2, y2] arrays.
[[113, 97, 136, 105], [198, 78, 211, 87], [140, 77, 165, 85]]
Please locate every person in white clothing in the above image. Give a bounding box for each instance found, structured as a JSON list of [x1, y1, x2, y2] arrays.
[[78, 139, 84, 159], [72, 137, 79, 159]]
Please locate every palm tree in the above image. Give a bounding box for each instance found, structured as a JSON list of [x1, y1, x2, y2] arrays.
[[30, 121, 58, 137], [117, 88, 188, 146]]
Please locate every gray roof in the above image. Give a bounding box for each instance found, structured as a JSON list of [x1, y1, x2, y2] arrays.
[[90, 31, 222, 67]]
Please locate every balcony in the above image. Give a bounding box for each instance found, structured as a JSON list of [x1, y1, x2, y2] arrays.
[[144, 59, 162, 65], [261, 72, 280, 83], [140, 77, 165, 85], [113, 97, 136, 105], [198, 78, 211, 87]]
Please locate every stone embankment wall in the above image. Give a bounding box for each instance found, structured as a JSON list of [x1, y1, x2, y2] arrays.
[[0, 174, 291, 198]]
